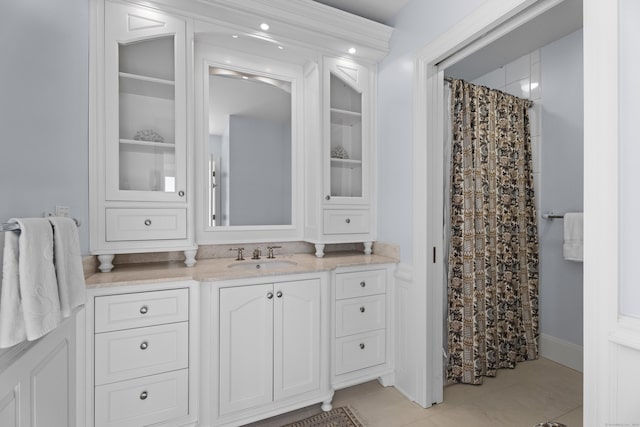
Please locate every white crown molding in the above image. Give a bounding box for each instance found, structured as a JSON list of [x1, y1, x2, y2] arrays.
[[124, 0, 392, 62]]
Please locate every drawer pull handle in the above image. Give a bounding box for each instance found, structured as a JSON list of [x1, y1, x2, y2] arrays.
[[140, 391, 148, 400], [144, 219, 152, 226], [360, 306, 365, 313], [140, 305, 148, 314], [345, 218, 351, 224], [359, 343, 365, 350], [276, 291, 283, 298], [178, 190, 185, 197], [360, 281, 366, 288], [267, 292, 274, 300], [140, 341, 148, 350]]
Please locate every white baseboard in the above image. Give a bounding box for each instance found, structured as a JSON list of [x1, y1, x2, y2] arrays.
[[539, 333, 583, 372]]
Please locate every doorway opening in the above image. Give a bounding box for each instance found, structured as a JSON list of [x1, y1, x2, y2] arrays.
[[412, 0, 583, 408]]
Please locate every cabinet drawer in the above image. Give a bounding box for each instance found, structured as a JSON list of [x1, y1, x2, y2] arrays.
[[95, 322, 188, 385], [105, 208, 186, 241], [336, 295, 385, 338], [335, 269, 386, 299], [94, 369, 188, 427], [323, 209, 369, 234], [95, 288, 189, 333], [335, 330, 385, 375]]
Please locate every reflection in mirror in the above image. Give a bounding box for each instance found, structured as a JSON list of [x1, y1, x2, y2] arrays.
[[207, 67, 292, 227]]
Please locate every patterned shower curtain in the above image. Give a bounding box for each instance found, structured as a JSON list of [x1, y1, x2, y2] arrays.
[[447, 79, 539, 385]]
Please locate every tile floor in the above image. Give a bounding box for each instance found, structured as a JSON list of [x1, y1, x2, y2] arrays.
[[248, 357, 583, 427]]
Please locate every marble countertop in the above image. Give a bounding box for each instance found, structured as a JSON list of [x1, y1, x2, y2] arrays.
[[85, 252, 398, 289]]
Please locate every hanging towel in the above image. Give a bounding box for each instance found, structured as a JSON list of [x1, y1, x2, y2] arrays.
[[0, 218, 62, 348], [563, 212, 584, 262], [48, 217, 86, 317]]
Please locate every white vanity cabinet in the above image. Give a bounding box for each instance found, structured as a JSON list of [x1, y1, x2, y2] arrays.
[[331, 265, 395, 389], [202, 274, 332, 427], [305, 57, 376, 257], [90, 0, 197, 271], [84, 282, 199, 427]]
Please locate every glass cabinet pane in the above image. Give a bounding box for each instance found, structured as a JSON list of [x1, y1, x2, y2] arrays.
[[329, 73, 362, 198], [117, 36, 176, 193]]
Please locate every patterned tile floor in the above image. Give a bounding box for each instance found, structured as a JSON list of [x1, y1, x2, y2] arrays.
[[247, 357, 583, 427]]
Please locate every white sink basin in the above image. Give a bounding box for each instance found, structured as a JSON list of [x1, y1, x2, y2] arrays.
[[227, 260, 297, 272]]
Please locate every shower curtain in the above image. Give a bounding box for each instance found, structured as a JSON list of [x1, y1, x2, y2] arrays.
[[447, 79, 539, 385]]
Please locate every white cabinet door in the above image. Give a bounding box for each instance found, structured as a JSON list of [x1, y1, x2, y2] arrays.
[[273, 279, 321, 400], [323, 57, 371, 206], [219, 284, 274, 415], [0, 316, 75, 427], [104, 1, 187, 203]]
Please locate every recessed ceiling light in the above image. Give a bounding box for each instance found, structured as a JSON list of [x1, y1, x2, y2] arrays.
[[242, 76, 249, 80], [231, 35, 239, 39], [260, 23, 270, 31], [348, 47, 357, 54], [277, 45, 284, 50]]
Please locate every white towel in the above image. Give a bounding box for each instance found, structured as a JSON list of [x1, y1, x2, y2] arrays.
[[0, 218, 62, 348], [48, 217, 86, 317], [563, 212, 584, 262]]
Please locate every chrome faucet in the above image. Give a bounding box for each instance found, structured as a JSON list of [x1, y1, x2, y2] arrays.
[[266, 246, 281, 259], [230, 247, 245, 260], [252, 247, 262, 260]]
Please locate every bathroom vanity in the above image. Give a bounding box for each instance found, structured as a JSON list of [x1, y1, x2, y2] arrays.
[[83, 254, 396, 427], [81, 0, 396, 425]]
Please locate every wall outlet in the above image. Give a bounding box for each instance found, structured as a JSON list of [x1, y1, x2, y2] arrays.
[[55, 206, 70, 217]]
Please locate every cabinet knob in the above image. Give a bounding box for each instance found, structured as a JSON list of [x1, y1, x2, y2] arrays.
[[144, 219, 152, 226], [267, 292, 274, 299], [140, 305, 148, 314], [360, 306, 365, 313], [178, 190, 185, 197], [360, 281, 366, 288], [325, 195, 331, 200], [276, 291, 283, 298], [140, 341, 148, 350], [359, 343, 365, 350], [345, 218, 351, 224], [140, 391, 148, 400]]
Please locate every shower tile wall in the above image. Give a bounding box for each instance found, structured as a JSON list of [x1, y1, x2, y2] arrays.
[[473, 50, 543, 213]]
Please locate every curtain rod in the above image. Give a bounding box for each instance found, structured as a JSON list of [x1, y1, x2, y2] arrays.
[[444, 76, 534, 108]]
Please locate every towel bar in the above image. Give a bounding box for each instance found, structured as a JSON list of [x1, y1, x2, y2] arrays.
[[0, 218, 81, 233], [542, 212, 564, 220]]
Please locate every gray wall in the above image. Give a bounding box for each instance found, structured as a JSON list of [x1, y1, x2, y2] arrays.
[[376, 0, 487, 263], [0, 0, 89, 259], [538, 30, 584, 345]]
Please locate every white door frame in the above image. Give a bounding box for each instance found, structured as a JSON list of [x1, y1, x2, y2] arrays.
[[411, 0, 578, 409]]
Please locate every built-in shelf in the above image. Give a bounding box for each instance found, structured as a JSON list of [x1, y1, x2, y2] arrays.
[[120, 139, 176, 149], [330, 158, 362, 169], [119, 72, 175, 100], [330, 108, 362, 126]]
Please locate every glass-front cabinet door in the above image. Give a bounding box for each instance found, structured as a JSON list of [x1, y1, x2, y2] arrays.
[[104, 1, 186, 202], [324, 57, 370, 205]]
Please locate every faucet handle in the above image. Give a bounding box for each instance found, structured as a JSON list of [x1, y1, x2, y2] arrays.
[[266, 246, 282, 259], [230, 247, 245, 260]]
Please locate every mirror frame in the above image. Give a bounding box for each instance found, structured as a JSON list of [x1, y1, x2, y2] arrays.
[[194, 42, 304, 244]]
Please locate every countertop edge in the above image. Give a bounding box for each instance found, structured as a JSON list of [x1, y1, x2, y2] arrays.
[[85, 253, 399, 289]]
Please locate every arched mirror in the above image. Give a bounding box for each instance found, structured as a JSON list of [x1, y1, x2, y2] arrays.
[[207, 68, 292, 227]]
